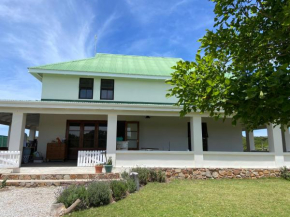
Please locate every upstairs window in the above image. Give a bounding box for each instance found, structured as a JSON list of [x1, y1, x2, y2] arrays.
[[100, 79, 114, 100], [79, 78, 94, 99]]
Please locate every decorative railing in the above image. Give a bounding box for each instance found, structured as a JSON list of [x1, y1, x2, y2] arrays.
[[77, 150, 106, 167], [0, 151, 21, 168]]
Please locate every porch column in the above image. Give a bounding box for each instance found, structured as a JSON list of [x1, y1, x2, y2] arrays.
[[7, 124, 11, 148], [28, 126, 36, 141], [107, 114, 117, 166], [248, 131, 255, 151], [9, 112, 27, 152], [282, 126, 290, 152], [190, 115, 203, 167], [267, 124, 284, 167]]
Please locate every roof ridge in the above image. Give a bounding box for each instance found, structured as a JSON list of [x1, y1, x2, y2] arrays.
[[96, 53, 182, 60], [28, 57, 96, 69]]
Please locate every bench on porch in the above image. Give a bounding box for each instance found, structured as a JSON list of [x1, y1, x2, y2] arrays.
[[77, 150, 106, 167], [0, 151, 21, 169]]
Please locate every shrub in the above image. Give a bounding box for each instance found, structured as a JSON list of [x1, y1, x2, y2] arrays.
[[56, 185, 88, 210], [156, 170, 166, 183], [111, 180, 128, 201], [280, 166, 290, 180], [87, 181, 111, 207], [127, 178, 137, 193], [1, 178, 7, 189], [131, 167, 150, 185], [121, 170, 130, 180], [149, 170, 158, 182]]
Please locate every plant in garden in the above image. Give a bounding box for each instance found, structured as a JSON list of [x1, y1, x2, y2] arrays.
[[121, 171, 130, 180], [280, 166, 290, 180], [56, 185, 88, 210], [126, 179, 137, 193], [131, 167, 150, 185], [87, 182, 111, 207], [110, 180, 128, 201], [167, 0, 290, 130], [1, 178, 7, 189]]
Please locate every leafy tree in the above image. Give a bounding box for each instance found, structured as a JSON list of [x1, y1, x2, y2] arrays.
[[167, 0, 290, 130]]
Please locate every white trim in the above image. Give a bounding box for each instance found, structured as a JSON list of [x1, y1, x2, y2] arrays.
[[29, 69, 171, 80], [204, 151, 275, 156], [116, 151, 194, 155]]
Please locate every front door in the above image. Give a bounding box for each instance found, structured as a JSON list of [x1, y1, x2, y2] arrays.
[[66, 120, 107, 160]]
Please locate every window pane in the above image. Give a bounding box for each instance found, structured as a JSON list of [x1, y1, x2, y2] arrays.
[[101, 90, 108, 99], [87, 89, 93, 99], [98, 140, 106, 149], [68, 131, 80, 148], [69, 123, 80, 131], [80, 89, 87, 98], [101, 79, 114, 89], [127, 123, 137, 131], [98, 123, 107, 148], [80, 78, 93, 88], [128, 140, 137, 149], [127, 132, 137, 140], [83, 139, 94, 148], [107, 90, 113, 99]]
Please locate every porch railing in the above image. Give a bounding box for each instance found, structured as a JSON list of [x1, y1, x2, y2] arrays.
[[77, 150, 106, 167], [0, 151, 21, 168]]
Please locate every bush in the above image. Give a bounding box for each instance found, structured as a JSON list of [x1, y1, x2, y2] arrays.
[[57, 185, 88, 210], [121, 171, 130, 180], [149, 170, 158, 182], [127, 179, 137, 193], [111, 180, 128, 201], [156, 170, 166, 183], [280, 166, 290, 180], [87, 181, 111, 207], [131, 167, 150, 185]]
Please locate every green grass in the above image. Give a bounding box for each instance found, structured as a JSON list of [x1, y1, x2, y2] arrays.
[[70, 179, 290, 217]]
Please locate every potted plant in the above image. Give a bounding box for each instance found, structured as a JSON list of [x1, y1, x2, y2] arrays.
[[104, 157, 113, 173], [95, 163, 103, 173]]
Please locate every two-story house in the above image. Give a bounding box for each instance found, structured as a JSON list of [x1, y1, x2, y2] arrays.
[[0, 53, 290, 169]]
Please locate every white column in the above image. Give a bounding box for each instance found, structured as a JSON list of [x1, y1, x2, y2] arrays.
[[7, 124, 11, 148], [9, 112, 26, 152], [267, 124, 284, 167], [283, 126, 290, 152], [190, 115, 203, 167], [28, 127, 36, 141], [248, 131, 255, 151], [107, 114, 117, 166]]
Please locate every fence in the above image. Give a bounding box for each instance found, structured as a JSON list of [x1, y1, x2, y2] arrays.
[[77, 150, 106, 167], [0, 151, 21, 168]]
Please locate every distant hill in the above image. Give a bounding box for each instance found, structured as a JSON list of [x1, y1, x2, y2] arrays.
[[242, 136, 269, 151]]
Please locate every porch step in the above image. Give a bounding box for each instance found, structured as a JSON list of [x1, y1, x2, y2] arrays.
[[0, 173, 120, 181], [5, 179, 121, 187]]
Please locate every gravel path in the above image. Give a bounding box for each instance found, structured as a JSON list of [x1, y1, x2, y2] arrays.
[[0, 187, 59, 217]]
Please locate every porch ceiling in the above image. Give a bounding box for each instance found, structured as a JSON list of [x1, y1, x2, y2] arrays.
[[0, 113, 39, 128]]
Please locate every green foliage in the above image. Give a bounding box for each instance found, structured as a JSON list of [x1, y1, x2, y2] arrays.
[[87, 182, 111, 207], [167, 0, 290, 130], [110, 180, 128, 201], [242, 136, 269, 151], [280, 167, 290, 180], [106, 157, 112, 165], [121, 171, 130, 180], [126, 179, 137, 193], [57, 185, 88, 210], [131, 168, 166, 185], [1, 178, 7, 189], [131, 167, 150, 185]]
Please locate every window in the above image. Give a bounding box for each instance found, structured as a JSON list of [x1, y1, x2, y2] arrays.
[[100, 79, 114, 100], [79, 78, 94, 99]]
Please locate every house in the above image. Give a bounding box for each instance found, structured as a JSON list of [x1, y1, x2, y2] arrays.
[[0, 53, 290, 170]]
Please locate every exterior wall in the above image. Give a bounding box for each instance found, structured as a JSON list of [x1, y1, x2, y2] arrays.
[[203, 118, 243, 152], [37, 114, 107, 158], [41, 74, 177, 103], [116, 151, 195, 168], [119, 116, 189, 151]]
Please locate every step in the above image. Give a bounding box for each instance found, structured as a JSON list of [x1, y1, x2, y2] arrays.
[[5, 179, 121, 187], [0, 173, 120, 181]]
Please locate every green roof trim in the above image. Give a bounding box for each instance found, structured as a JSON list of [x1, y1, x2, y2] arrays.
[[30, 53, 182, 77], [41, 99, 176, 106]]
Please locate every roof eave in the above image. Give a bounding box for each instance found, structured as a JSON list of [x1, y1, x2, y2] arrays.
[[28, 68, 171, 80]]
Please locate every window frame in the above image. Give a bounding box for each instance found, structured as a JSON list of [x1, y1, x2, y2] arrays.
[[100, 79, 114, 100], [79, 78, 94, 99]]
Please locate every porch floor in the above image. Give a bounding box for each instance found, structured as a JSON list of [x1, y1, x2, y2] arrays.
[[0, 161, 124, 174]]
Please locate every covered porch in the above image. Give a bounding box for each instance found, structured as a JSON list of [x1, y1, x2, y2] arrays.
[[0, 100, 289, 172]]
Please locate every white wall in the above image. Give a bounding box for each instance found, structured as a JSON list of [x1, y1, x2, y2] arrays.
[[203, 118, 243, 152], [118, 116, 189, 151], [41, 74, 177, 103], [116, 151, 195, 168]]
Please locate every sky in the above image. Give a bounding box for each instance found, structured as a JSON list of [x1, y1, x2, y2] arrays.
[[0, 0, 267, 136]]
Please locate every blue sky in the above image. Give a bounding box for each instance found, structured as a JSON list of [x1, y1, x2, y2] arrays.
[[0, 0, 267, 136]]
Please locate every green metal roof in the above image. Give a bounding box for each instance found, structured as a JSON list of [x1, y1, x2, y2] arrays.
[[29, 53, 182, 77]]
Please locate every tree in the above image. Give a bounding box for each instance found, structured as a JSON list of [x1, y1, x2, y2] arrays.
[[167, 0, 290, 130]]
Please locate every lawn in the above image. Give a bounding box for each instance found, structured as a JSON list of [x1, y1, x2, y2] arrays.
[[70, 178, 290, 217]]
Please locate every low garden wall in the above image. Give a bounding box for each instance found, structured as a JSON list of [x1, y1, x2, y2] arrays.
[[155, 168, 281, 180]]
